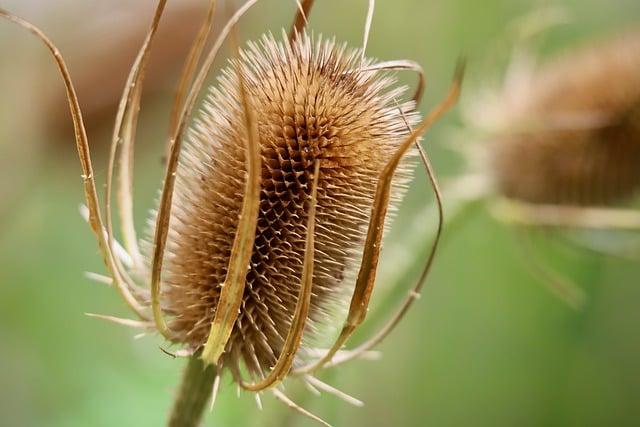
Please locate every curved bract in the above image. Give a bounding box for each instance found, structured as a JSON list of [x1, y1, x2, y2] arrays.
[[1, 1, 459, 424]]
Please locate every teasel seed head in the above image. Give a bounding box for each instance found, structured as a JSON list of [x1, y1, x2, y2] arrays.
[[490, 30, 640, 206], [151, 32, 417, 379]]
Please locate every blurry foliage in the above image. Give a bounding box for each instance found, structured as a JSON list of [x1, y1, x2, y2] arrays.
[[1, 1, 640, 426]]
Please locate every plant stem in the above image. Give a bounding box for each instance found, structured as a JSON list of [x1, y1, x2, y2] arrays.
[[168, 354, 217, 427]]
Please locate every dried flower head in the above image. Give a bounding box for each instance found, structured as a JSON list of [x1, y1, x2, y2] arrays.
[[161, 32, 417, 376], [1, 0, 461, 425], [489, 30, 640, 206], [454, 16, 640, 308]]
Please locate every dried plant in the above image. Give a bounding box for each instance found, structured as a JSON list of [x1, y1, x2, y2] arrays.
[[0, 0, 462, 425], [486, 29, 640, 208], [449, 11, 640, 307]]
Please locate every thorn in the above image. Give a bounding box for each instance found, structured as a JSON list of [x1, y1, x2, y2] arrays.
[[272, 388, 332, 427], [209, 372, 221, 412], [85, 313, 151, 329], [84, 271, 113, 285], [305, 375, 364, 407], [304, 380, 321, 396]]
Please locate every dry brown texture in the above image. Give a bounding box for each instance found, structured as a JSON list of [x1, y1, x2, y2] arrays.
[[153, 32, 417, 378], [491, 30, 640, 206]]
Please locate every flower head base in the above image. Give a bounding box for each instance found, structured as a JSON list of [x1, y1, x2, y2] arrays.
[[158, 32, 417, 379]]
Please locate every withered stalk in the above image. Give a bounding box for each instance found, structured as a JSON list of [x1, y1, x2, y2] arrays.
[[168, 355, 218, 427]]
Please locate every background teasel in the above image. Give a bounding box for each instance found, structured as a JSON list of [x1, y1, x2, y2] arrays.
[[440, 13, 640, 306], [3, 2, 640, 427], [488, 30, 640, 208], [0, 0, 461, 426]]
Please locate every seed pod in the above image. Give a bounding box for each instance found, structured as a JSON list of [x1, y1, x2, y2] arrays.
[[490, 30, 640, 206], [157, 32, 417, 379]]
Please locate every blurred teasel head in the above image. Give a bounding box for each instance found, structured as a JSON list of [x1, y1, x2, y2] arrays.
[[487, 29, 640, 207], [451, 15, 640, 308], [0, 0, 462, 425], [455, 13, 640, 222]]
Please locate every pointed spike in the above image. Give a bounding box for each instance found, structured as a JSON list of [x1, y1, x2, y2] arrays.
[[361, 0, 376, 64], [305, 375, 364, 407], [85, 313, 151, 329], [290, 0, 315, 41], [272, 388, 332, 427], [209, 371, 221, 412], [84, 271, 113, 285]]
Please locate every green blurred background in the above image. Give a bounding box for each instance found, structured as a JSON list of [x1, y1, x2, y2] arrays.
[[1, 0, 640, 426]]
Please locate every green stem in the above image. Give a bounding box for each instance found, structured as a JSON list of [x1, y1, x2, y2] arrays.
[[168, 355, 217, 427]]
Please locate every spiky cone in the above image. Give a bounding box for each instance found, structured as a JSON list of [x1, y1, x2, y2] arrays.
[[0, 2, 454, 426], [490, 30, 640, 206], [152, 31, 417, 388]]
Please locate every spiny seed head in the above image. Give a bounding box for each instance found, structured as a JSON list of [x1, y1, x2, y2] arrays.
[[489, 30, 640, 206], [151, 32, 417, 378]]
